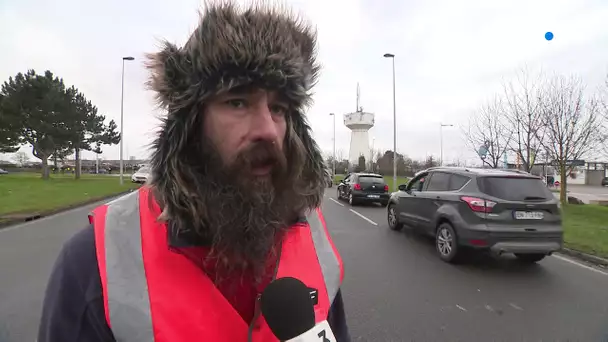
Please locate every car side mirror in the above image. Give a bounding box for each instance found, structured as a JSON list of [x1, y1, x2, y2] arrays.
[[397, 184, 407, 192]]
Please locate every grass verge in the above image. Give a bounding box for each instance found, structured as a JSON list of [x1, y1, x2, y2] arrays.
[[333, 174, 410, 192], [0, 173, 140, 223], [563, 204, 608, 259]]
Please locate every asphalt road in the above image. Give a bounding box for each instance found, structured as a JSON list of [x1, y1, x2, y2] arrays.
[[561, 185, 608, 204], [1, 191, 608, 341], [322, 189, 608, 341], [0, 200, 108, 342]]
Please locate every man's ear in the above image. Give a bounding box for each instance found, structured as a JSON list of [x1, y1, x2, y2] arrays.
[[145, 41, 194, 110]]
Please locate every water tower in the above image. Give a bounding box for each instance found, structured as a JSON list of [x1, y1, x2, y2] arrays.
[[344, 84, 375, 165]]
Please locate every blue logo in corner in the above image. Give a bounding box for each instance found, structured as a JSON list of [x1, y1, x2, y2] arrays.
[[545, 32, 554, 41]]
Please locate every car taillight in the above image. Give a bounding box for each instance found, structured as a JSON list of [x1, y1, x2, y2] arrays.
[[353, 183, 362, 190], [461, 196, 496, 213], [384, 185, 389, 192]]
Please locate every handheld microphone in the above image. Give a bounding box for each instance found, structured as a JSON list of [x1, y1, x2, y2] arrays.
[[260, 277, 337, 342]]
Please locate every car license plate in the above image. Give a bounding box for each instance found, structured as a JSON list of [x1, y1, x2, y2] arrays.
[[367, 194, 380, 199], [514, 211, 544, 220]]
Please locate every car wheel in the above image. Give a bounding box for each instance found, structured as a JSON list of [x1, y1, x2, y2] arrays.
[[514, 253, 546, 263], [436, 222, 461, 263], [348, 193, 356, 206], [387, 204, 403, 231]]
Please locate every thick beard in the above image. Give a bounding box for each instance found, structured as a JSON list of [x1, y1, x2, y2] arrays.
[[193, 137, 296, 281]]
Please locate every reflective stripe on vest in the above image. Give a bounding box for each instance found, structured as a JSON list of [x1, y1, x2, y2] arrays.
[[103, 191, 154, 341], [93, 189, 342, 341]]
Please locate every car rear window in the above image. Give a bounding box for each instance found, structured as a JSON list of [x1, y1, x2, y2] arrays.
[[477, 176, 552, 201], [359, 176, 385, 185]]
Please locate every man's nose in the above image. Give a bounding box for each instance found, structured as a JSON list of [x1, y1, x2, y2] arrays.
[[249, 100, 280, 142]]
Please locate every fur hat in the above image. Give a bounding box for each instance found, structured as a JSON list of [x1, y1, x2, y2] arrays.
[[145, 2, 327, 216]]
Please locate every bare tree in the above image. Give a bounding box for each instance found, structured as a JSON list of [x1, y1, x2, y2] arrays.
[[322, 150, 332, 161], [336, 149, 345, 163], [598, 75, 608, 157], [541, 75, 603, 204], [373, 149, 382, 162], [368, 148, 382, 172], [502, 69, 546, 172], [463, 97, 512, 168], [13, 151, 30, 166]]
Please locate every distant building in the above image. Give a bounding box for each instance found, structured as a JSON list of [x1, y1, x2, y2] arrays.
[[61, 159, 149, 170], [510, 161, 607, 186]]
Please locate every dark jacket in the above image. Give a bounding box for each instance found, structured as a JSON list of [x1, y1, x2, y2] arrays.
[[38, 224, 351, 341]]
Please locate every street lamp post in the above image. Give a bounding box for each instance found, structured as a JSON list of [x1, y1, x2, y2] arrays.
[[120, 56, 135, 185], [329, 113, 336, 177], [440, 123, 453, 166], [383, 53, 397, 189], [370, 137, 375, 171]]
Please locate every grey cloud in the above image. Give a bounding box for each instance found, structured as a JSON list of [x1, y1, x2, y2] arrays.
[[1, 0, 608, 166]]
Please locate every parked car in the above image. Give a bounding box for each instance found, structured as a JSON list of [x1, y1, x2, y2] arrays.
[[602, 177, 608, 187], [0, 168, 8, 174], [131, 165, 151, 183], [387, 167, 562, 264], [337, 172, 390, 206]]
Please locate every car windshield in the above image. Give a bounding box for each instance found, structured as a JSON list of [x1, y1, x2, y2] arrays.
[[138, 167, 151, 173], [477, 176, 552, 201], [359, 176, 385, 185]]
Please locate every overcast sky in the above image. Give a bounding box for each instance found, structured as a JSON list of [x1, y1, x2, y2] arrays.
[[1, 0, 607, 165]]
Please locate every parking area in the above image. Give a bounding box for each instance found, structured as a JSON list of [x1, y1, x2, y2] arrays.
[[561, 184, 608, 203]]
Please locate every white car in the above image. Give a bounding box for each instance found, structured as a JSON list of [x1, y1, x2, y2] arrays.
[[131, 166, 151, 184]]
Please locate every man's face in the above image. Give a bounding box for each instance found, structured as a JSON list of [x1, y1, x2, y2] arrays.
[[203, 87, 288, 181], [194, 87, 297, 277]]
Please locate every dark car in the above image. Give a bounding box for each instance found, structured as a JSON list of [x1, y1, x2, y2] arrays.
[[337, 173, 390, 206], [602, 177, 608, 187], [387, 167, 563, 264]]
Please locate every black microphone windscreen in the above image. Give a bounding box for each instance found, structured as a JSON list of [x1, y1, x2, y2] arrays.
[[260, 277, 316, 340]]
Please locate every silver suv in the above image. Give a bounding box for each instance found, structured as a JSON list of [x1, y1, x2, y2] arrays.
[[387, 167, 562, 263]]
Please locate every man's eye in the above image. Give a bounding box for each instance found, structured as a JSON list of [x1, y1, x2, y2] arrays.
[[226, 99, 247, 108], [270, 104, 288, 116]]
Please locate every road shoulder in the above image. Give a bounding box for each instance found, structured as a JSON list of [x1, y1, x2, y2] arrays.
[[0, 189, 135, 229]]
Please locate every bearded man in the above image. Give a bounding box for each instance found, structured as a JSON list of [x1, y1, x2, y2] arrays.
[[37, 2, 350, 342]]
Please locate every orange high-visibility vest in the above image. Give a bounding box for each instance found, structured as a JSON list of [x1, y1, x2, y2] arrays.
[[89, 187, 344, 342]]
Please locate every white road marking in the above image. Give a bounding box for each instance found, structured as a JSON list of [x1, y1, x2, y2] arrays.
[[329, 198, 344, 207], [484, 304, 494, 313], [349, 209, 378, 226], [509, 303, 523, 311], [552, 254, 608, 276], [456, 304, 467, 312]]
